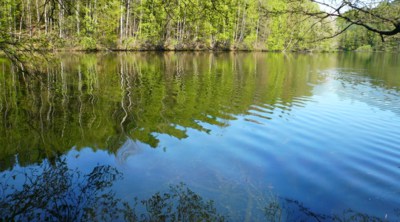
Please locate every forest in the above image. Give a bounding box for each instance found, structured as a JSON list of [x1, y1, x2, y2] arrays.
[[0, 0, 399, 52]]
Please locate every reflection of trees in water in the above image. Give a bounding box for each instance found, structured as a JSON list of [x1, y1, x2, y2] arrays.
[[0, 53, 326, 169], [0, 159, 125, 221], [326, 69, 400, 117], [0, 158, 394, 222], [0, 159, 225, 221], [337, 53, 400, 90], [138, 183, 225, 222], [264, 198, 392, 222]]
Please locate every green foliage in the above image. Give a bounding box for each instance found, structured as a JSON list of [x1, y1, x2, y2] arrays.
[[1, 0, 399, 52], [336, 0, 400, 51], [243, 34, 258, 49], [80, 37, 97, 50], [356, 45, 373, 52], [0, 0, 337, 52]]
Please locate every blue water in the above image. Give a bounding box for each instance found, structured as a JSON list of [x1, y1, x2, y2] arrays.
[[0, 52, 399, 221]]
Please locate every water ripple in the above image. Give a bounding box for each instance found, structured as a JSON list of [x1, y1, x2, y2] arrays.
[[221, 69, 400, 217]]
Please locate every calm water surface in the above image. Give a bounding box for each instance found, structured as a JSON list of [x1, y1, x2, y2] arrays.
[[0, 52, 399, 221]]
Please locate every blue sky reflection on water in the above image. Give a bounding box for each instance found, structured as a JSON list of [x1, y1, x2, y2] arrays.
[[65, 76, 400, 220], [1, 52, 400, 221]]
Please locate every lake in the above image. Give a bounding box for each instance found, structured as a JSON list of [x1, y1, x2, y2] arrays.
[[0, 52, 399, 221]]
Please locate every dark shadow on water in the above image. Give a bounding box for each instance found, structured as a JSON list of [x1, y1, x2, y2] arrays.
[[0, 158, 396, 222]]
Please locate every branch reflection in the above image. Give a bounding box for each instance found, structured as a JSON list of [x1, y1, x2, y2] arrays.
[[1, 158, 396, 221]]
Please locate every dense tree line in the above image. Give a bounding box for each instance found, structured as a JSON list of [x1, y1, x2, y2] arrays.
[[0, 0, 334, 51], [0, 0, 399, 51]]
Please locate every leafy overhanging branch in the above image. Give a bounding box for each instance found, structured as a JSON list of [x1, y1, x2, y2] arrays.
[[261, 0, 400, 41]]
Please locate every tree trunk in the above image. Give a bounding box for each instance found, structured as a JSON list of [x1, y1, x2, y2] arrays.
[[44, 4, 48, 34], [125, 0, 131, 37], [120, 2, 124, 42], [234, 5, 241, 42], [239, 1, 247, 42], [59, 0, 63, 38], [19, 6, 24, 40], [28, 0, 33, 37], [36, 0, 40, 35], [76, 0, 80, 35]]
